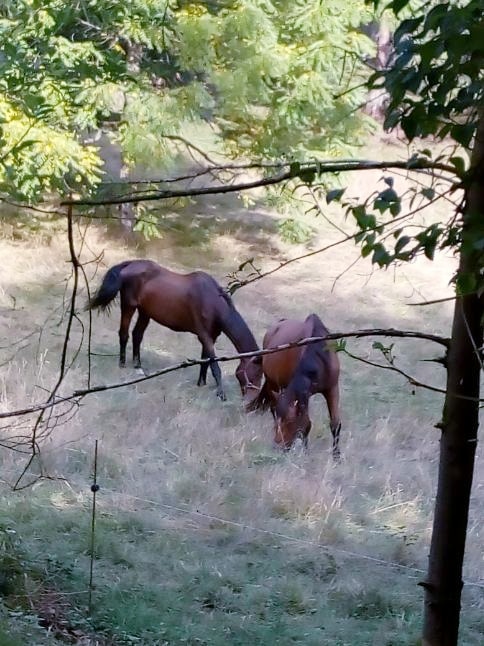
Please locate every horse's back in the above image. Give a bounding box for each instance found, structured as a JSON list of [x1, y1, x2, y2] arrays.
[[302, 314, 340, 390], [120, 262, 227, 335], [262, 319, 308, 388], [262, 315, 339, 391]]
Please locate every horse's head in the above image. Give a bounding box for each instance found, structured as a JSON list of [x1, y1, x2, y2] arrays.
[[273, 391, 311, 450], [236, 355, 263, 404]]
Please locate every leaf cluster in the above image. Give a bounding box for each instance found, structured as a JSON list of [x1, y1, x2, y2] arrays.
[[369, 0, 483, 146], [1, 0, 376, 203], [325, 166, 460, 269]]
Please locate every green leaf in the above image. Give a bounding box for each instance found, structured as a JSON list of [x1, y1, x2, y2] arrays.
[[326, 188, 345, 204], [449, 156, 467, 177], [421, 187, 435, 200], [389, 201, 401, 216], [298, 168, 316, 184], [372, 243, 391, 267], [451, 123, 475, 149], [395, 235, 411, 254], [389, 0, 412, 15]]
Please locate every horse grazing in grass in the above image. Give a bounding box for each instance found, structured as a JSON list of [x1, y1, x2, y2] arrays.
[[88, 259, 262, 401], [248, 313, 341, 457]]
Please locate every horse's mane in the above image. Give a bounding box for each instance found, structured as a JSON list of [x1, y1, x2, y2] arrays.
[[245, 380, 272, 413], [277, 314, 329, 416], [216, 284, 259, 353]]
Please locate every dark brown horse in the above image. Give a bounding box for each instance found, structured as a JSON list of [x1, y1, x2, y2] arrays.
[[88, 259, 262, 400], [248, 313, 341, 457]]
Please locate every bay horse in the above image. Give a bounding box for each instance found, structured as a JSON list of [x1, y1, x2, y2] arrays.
[[88, 259, 262, 400], [248, 313, 341, 457]]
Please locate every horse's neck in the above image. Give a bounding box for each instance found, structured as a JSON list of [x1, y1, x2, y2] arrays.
[[222, 307, 258, 353]]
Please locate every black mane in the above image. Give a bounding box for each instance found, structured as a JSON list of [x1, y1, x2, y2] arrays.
[[276, 314, 329, 416]]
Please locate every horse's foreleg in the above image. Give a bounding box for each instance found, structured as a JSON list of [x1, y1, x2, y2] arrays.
[[132, 310, 150, 369], [324, 385, 342, 461], [211, 356, 225, 401], [199, 337, 225, 400], [197, 346, 209, 387], [119, 304, 136, 368]]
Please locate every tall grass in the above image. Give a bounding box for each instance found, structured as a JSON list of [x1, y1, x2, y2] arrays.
[[0, 160, 483, 644]]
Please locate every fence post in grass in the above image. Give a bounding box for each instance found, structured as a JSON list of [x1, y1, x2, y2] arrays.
[[88, 439, 100, 614]]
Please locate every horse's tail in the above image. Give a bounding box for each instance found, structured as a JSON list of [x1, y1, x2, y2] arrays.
[[87, 261, 132, 312], [246, 379, 272, 413]]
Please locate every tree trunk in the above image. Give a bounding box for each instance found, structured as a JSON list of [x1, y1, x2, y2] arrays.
[[363, 20, 392, 120], [422, 115, 484, 645]]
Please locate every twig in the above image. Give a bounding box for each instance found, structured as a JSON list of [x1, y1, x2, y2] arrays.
[[13, 204, 81, 490], [88, 440, 99, 614], [342, 347, 448, 397], [409, 296, 458, 306]]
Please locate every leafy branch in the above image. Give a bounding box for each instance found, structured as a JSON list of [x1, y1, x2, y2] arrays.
[[62, 157, 459, 207]]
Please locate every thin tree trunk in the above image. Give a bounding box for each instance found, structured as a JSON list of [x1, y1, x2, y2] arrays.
[[363, 20, 392, 119], [422, 114, 484, 645]]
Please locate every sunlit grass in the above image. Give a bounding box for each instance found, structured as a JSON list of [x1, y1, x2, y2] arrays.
[[0, 143, 483, 644]]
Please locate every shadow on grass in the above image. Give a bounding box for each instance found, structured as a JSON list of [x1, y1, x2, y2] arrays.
[[141, 193, 282, 258]]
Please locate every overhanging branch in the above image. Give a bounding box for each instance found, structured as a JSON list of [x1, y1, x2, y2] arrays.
[[61, 158, 458, 207], [0, 327, 450, 421]]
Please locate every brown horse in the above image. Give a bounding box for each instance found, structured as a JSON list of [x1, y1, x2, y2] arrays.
[[248, 313, 341, 457], [88, 259, 262, 400]]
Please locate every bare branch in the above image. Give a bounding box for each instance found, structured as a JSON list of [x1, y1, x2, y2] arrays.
[[342, 347, 448, 397], [13, 204, 81, 489], [409, 296, 458, 307], [0, 327, 451, 422]]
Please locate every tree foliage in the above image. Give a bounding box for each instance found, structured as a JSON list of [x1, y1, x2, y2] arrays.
[[358, 2, 483, 644], [320, 0, 483, 292], [0, 0, 373, 202]]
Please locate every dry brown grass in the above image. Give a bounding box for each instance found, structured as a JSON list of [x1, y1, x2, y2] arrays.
[[0, 146, 483, 643]]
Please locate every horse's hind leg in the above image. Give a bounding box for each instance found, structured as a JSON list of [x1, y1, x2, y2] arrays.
[[119, 303, 136, 367], [132, 310, 150, 369], [324, 385, 342, 461]]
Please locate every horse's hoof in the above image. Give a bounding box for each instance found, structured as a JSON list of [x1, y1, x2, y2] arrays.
[[133, 362, 141, 370], [119, 362, 126, 368]]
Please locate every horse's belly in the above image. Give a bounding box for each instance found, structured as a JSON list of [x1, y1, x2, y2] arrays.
[[139, 286, 196, 333]]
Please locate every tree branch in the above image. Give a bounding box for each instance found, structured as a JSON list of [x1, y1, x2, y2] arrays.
[[342, 347, 449, 397], [0, 327, 451, 422], [61, 158, 459, 207]]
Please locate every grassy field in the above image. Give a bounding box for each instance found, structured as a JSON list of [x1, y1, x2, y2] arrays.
[[0, 142, 483, 644]]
